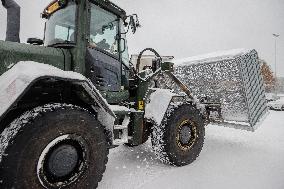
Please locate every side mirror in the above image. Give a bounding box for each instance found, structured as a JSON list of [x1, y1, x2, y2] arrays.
[[129, 16, 137, 34], [124, 14, 141, 34], [27, 38, 44, 45]]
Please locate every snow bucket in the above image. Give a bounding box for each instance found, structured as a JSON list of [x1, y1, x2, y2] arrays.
[[172, 49, 268, 131]]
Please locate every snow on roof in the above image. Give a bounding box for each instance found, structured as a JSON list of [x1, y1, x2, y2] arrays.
[[174, 48, 251, 66]]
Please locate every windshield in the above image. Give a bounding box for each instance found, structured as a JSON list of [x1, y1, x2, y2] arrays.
[[44, 1, 76, 46]]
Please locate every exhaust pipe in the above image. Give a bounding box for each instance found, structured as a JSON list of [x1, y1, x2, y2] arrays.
[[1, 0, 20, 42]]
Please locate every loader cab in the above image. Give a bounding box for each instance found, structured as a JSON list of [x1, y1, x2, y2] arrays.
[[42, 0, 137, 97], [86, 3, 130, 92]]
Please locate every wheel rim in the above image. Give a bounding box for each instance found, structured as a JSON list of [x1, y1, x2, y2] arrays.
[[176, 119, 198, 151], [47, 144, 79, 178], [37, 134, 88, 188]]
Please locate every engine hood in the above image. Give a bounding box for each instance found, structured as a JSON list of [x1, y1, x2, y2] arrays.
[[0, 40, 67, 75]]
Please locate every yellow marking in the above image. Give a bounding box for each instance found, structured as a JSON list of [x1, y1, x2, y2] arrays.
[[176, 119, 198, 151], [138, 100, 144, 110], [46, 1, 60, 14]]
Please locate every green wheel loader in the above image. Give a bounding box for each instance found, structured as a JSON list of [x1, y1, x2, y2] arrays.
[[0, 0, 267, 188]]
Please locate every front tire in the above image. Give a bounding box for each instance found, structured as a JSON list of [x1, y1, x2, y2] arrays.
[[0, 104, 108, 189], [152, 103, 205, 166]]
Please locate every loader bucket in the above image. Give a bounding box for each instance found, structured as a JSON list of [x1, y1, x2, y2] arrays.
[[170, 49, 268, 131]]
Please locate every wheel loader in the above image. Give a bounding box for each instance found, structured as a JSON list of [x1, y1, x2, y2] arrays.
[[0, 0, 268, 188]]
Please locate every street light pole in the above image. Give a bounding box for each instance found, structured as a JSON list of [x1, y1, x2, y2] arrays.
[[273, 33, 280, 96]]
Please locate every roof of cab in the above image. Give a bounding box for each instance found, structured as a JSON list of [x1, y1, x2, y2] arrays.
[[91, 0, 127, 19]]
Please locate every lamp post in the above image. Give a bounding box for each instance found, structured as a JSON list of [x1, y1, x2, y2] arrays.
[[273, 33, 280, 96]]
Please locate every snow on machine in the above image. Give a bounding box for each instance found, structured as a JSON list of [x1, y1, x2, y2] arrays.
[[172, 49, 269, 131], [0, 0, 268, 188]]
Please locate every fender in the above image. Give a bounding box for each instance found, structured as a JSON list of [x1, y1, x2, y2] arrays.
[[0, 61, 115, 133], [144, 88, 178, 126]]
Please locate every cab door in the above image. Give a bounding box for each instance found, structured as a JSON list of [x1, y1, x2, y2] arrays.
[[86, 3, 121, 92]]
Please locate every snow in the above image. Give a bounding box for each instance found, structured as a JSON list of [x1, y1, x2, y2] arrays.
[[110, 105, 130, 112], [144, 88, 176, 125], [223, 120, 250, 126], [0, 61, 85, 118], [174, 48, 251, 66], [266, 93, 280, 101], [0, 61, 115, 119], [267, 98, 284, 110], [98, 111, 284, 189], [172, 49, 267, 130]]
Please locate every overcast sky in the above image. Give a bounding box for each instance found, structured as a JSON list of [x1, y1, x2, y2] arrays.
[[1, 0, 284, 76]]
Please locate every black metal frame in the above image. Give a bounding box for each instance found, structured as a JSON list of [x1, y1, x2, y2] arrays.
[[89, 0, 127, 19]]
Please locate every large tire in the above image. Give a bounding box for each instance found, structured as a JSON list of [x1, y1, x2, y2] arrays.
[[152, 103, 205, 166], [0, 104, 108, 189]]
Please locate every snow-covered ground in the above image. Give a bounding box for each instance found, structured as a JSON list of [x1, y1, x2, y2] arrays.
[[99, 110, 284, 189]]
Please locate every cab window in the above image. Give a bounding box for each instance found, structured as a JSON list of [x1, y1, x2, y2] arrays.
[[90, 4, 119, 56], [44, 1, 76, 46]]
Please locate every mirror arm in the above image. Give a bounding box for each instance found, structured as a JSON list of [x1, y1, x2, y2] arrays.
[[133, 14, 141, 27], [122, 14, 141, 34], [120, 24, 130, 35]]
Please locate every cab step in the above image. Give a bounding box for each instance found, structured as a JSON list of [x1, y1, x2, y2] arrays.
[[110, 105, 131, 146]]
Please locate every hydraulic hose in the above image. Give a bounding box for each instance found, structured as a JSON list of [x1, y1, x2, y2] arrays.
[[136, 48, 162, 73]]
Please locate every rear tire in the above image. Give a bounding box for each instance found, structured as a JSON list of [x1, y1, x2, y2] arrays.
[[0, 104, 108, 189], [151, 103, 205, 166]]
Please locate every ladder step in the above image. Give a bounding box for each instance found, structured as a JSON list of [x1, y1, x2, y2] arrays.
[[114, 125, 128, 130], [112, 114, 130, 145], [110, 105, 130, 115]]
